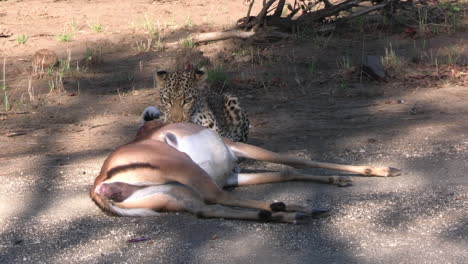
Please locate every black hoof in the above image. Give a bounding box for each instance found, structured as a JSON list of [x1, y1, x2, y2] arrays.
[[387, 167, 402, 177], [295, 213, 310, 220], [293, 213, 311, 224], [259, 210, 272, 221], [338, 182, 353, 187], [270, 202, 286, 212]]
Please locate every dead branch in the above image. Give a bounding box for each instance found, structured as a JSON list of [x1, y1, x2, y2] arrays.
[[253, 0, 278, 30], [273, 0, 286, 17], [322, 0, 333, 8], [0, 111, 29, 115], [246, 0, 255, 18], [296, 0, 364, 22], [191, 30, 256, 43], [166, 30, 256, 48]]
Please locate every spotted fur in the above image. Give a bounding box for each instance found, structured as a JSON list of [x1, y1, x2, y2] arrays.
[[155, 68, 249, 142]]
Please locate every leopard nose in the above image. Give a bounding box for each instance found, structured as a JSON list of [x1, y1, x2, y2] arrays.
[[169, 112, 185, 122], [173, 116, 184, 122]]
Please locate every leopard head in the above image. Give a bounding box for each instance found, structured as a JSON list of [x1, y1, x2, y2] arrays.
[[156, 68, 207, 123]]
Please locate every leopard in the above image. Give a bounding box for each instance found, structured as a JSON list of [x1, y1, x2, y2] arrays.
[[155, 67, 249, 142]]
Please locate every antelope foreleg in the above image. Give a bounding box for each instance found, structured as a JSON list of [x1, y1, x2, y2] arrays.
[[225, 140, 401, 177], [194, 204, 308, 224], [115, 184, 307, 223]]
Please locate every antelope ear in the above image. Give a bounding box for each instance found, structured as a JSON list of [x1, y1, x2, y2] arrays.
[[163, 133, 178, 149], [194, 67, 207, 82], [155, 70, 168, 82]]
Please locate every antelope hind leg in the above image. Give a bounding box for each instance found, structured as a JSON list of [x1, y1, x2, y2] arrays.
[[224, 168, 353, 187], [225, 139, 402, 177]]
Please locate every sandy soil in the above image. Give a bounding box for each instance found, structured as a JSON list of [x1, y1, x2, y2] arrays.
[[0, 0, 467, 263]]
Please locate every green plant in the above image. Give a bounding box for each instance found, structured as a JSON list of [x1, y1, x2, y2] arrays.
[[132, 37, 164, 52], [142, 15, 160, 38], [338, 55, 352, 71], [56, 19, 78, 42], [418, 6, 429, 33], [46, 53, 70, 94], [58, 58, 71, 75], [181, 37, 194, 49], [446, 45, 461, 65], [16, 34, 28, 45], [1, 84, 8, 111], [207, 67, 229, 85], [109, 71, 134, 85], [339, 80, 348, 90], [351, 16, 366, 32], [46, 64, 55, 77], [153, 37, 165, 51], [381, 43, 403, 70], [307, 62, 317, 74], [71, 17, 78, 33], [56, 32, 73, 42], [84, 47, 103, 65], [88, 21, 103, 33], [184, 17, 193, 29], [438, 2, 463, 29], [2, 58, 9, 111]]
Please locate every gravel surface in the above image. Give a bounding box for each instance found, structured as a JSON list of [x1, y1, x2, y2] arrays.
[[1, 88, 467, 263]]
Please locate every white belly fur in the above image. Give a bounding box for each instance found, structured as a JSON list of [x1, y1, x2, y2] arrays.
[[171, 129, 236, 187]]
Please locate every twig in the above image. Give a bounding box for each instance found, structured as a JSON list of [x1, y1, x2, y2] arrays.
[[246, 0, 255, 18], [2, 57, 6, 111], [0, 111, 29, 115], [6, 131, 27, 137]]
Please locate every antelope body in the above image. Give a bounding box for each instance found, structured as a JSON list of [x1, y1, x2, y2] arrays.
[[90, 107, 401, 223]]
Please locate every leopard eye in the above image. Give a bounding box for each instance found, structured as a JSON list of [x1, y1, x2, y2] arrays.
[[162, 97, 172, 106]]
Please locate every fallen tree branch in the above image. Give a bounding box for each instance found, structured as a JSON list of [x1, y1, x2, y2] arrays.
[[191, 30, 256, 43], [0, 111, 29, 115], [166, 30, 256, 47]]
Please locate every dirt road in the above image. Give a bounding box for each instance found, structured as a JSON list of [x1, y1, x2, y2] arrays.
[[0, 0, 467, 263]]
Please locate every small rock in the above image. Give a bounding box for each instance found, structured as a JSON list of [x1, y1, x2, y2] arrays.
[[363, 55, 385, 79], [411, 103, 424, 115], [235, 55, 251, 63]]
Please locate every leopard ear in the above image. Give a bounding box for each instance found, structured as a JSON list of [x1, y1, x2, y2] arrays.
[[194, 67, 207, 82], [155, 70, 168, 87]]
